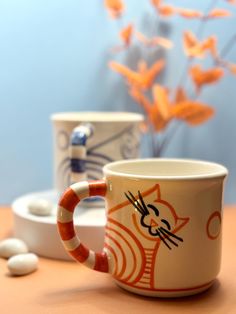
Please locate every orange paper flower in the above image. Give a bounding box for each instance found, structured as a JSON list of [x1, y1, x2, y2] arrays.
[[183, 31, 218, 58], [149, 104, 171, 131], [171, 101, 215, 125], [190, 65, 224, 92], [129, 87, 152, 114], [136, 31, 173, 49], [152, 85, 171, 120], [104, 0, 124, 18], [228, 63, 236, 75], [109, 59, 165, 90], [120, 24, 133, 47], [130, 85, 171, 131], [105, 0, 234, 155], [201, 36, 218, 58], [207, 8, 232, 18], [150, 0, 162, 7], [158, 5, 175, 16], [175, 87, 187, 103], [177, 8, 203, 19], [150, 1, 175, 16], [130, 84, 215, 130]]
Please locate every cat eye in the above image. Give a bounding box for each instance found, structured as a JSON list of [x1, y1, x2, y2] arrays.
[[147, 204, 159, 216], [161, 219, 171, 230]]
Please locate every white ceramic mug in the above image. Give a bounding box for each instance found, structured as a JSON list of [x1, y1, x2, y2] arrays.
[[51, 112, 144, 194], [57, 158, 228, 297]]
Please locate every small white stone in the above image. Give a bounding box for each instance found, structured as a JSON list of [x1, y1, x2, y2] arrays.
[[28, 198, 53, 216], [7, 253, 39, 276], [0, 238, 28, 259]]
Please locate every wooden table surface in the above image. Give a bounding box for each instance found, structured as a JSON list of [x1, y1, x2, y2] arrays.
[[0, 206, 236, 314]]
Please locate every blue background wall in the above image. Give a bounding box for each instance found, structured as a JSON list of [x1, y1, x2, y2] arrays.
[[0, 0, 235, 204]]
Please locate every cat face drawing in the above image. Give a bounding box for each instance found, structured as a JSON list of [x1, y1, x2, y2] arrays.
[[106, 184, 190, 290], [125, 190, 185, 249]]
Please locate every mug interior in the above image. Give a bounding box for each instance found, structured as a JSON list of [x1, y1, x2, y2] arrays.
[[104, 158, 228, 180], [51, 112, 144, 122]]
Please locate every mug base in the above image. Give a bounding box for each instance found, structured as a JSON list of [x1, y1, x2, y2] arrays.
[[115, 280, 215, 298]]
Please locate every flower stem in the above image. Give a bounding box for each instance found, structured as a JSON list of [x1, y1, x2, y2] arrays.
[[220, 33, 236, 59], [156, 123, 181, 156]]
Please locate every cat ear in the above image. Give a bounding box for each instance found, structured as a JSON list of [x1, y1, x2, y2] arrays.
[[153, 184, 190, 232], [172, 216, 190, 234], [154, 184, 161, 201]]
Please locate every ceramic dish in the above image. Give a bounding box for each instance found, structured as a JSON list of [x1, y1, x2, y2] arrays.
[[12, 190, 105, 261]]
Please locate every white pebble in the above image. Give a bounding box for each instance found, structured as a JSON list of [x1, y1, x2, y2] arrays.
[[28, 198, 53, 216], [7, 253, 39, 276], [0, 238, 28, 259]]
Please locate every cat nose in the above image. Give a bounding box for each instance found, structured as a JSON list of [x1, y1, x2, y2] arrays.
[[150, 219, 158, 227]]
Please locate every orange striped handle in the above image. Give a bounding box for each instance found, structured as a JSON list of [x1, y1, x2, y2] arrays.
[[57, 180, 109, 272]]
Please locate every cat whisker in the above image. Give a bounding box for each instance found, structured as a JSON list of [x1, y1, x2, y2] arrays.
[[160, 227, 183, 242], [124, 192, 141, 213], [124, 192, 145, 215], [158, 228, 178, 247], [157, 230, 171, 250], [138, 191, 149, 215], [128, 191, 146, 214], [128, 191, 147, 215]]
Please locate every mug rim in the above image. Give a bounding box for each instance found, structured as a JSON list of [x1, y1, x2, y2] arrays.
[[51, 111, 144, 122], [103, 158, 228, 180]]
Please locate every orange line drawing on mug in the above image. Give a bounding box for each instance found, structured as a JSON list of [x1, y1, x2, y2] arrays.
[[106, 184, 190, 291], [107, 217, 146, 284], [106, 226, 137, 282], [206, 211, 221, 240], [105, 232, 127, 278]]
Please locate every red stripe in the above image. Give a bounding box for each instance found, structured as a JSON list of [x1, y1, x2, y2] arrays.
[[120, 280, 214, 293], [104, 243, 118, 275], [106, 226, 136, 282], [89, 181, 107, 197], [59, 188, 79, 212], [108, 217, 146, 284], [57, 221, 75, 241], [94, 252, 109, 273], [69, 243, 90, 263], [105, 232, 126, 278]]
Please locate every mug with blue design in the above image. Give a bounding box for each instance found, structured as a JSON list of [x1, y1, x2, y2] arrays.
[[51, 112, 144, 198]]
